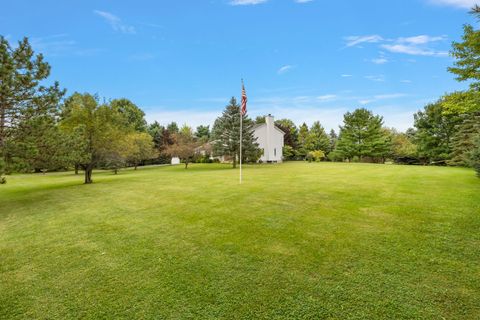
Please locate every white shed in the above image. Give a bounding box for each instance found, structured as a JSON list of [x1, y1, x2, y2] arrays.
[[253, 114, 285, 163], [171, 157, 180, 165]]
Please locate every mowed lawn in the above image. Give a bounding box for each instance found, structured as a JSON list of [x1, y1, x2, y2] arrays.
[[0, 163, 479, 319]]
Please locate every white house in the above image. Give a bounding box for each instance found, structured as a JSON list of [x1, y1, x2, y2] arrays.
[[253, 114, 285, 163]]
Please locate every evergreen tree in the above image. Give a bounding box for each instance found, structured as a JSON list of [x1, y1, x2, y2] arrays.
[[335, 108, 390, 162], [307, 121, 330, 152], [414, 101, 462, 164], [195, 125, 210, 142], [297, 123, 311, 158], [449, 112, 480, 166], [471, 134, 480, 177], [211, 97, 259, 168], [0, 36, 65, 181], [167, 122, 179, 134], [328, 129, 338, 154]]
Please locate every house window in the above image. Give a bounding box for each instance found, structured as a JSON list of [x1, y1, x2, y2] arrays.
[[274, 148, 276, 157]]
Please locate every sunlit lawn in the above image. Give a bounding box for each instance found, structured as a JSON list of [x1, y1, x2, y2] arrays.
[[1, 162, 479, 319]]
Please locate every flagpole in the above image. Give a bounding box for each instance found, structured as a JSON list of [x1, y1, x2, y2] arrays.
[[240, 109, 243, 184]]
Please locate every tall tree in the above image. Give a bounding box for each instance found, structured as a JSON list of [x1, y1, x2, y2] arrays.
[[0, 36, 64, 181], [307, 121, 330, 152], [414, 101, 462, 164], [211, 97, 259, 168], [60, 93, 127, 184], [110, 98, 147, 132], [297, 123, 311, 158], [335, 108, 390, 162], [449, 6, 480, 91]]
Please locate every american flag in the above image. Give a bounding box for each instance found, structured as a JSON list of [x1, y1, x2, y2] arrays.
[[241, 82, 247, 116]]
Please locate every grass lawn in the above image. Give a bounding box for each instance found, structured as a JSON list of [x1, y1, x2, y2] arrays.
[[0, 162, 479, 319]]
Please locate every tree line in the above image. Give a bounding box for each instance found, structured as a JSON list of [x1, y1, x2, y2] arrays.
[[1, 6, 480, 183]]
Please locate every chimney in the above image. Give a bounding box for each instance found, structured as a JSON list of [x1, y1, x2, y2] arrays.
[[265, 114, 274, 128]]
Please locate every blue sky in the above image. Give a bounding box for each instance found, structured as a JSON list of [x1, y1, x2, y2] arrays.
[[1, 0, 478, 131]]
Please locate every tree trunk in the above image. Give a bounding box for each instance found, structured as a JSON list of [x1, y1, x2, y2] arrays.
[[185, 161, 189, 169], [134, 164, 137, 170], [114, 168, 118, 175], [232, 153, 237, 168], [84, 164, 93, 184], [74, 164, 79, 175]]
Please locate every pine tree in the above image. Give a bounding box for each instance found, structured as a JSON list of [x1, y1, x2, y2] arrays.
[[307, 121, 330, 153], [471, 134, 480, 177], [335, 108, 390, 162], [449, 112, 480, 166], [297, 123, 311, 158], [414, 101, 462, 164], [0, 36, 65, 181], [211, 97, 259, 168], [328, 129, 338, 154]]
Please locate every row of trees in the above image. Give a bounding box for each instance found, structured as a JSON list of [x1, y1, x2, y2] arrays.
[[1, 4, 480, 183], [0, 36, 209, 183]]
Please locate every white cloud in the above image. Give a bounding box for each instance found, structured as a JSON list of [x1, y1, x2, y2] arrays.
[[401, 79, 412, 83], [341, 74, 353, 77], [345, 33, 448, 57], [295, 0, 314, 3], [364, 75, 385, 82], [428, 0, 478, 9], [371, 57, 388, 64], [277, 65, 294, 74], [397, 35, 446, 44], [230, 0, 268, 5], [317, 94, 337, 101], [344, 35, 383, 47], [381, 44, 448, 56], [94, 10, 136, 34]]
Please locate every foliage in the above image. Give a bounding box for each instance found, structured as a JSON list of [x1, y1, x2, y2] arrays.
[[275, 119, 298, 148], [167, 122, 179, 134], [471, 133, 480, 176], [211, 97, 259, 167], [0, 36, 65, 181], [335, 108, 391, 162], [123, 132, 157, 169], [413, 101, 462, 164], [195, 125, 210, 142], [448, 112, 480, 166], [307, 121, 330, 153], [307, 150, 325, 162], [164, 128, 199, 168], [110, 98, 147, 132], [60, 93, 128, 183], [282, 145, 295, 158], [448, 13, 480, 90], [296, 123, 311, 158]]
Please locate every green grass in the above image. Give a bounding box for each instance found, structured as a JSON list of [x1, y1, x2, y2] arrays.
[[1, 162, 479, 319]]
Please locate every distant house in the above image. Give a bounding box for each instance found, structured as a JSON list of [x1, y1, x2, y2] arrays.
[[171, 157, 180, 165], [253, 114, 285, 163]]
